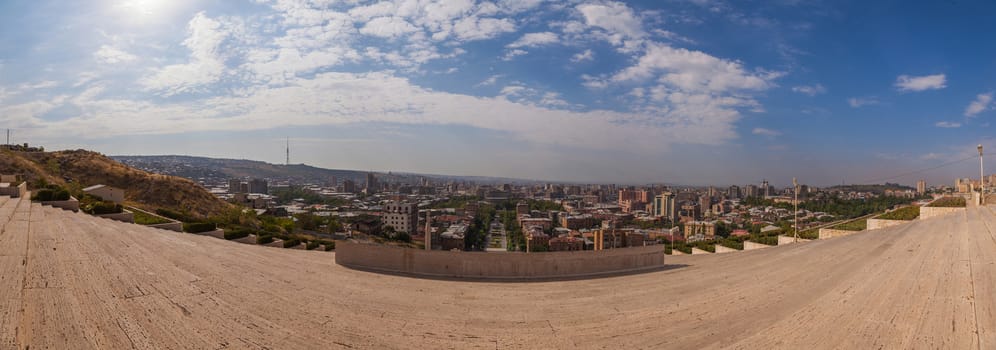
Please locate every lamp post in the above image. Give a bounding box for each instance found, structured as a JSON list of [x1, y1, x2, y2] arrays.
[[979, 144, 985, 205], [793, 177, 799, 243]]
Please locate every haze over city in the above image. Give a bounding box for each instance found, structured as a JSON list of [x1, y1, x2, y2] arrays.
[[2, 0, 996, 185]]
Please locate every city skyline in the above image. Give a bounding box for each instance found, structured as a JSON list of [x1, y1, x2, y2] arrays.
[[3, 0, 996, 185]]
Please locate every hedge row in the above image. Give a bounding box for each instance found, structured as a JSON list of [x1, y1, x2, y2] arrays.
[[927, 197, 966, 208], [223, 228, 251, 240], [876, 206, 920, 220], [32, 188, 71, 201], [183, 222, 217, 233]]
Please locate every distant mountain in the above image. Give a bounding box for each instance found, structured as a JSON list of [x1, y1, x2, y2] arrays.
[[0, 150, 233, 217], [111, 155, 545, 185]]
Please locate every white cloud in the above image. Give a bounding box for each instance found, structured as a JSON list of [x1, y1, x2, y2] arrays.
[[935, 121, 961, 128], [502, 49, 528, 61], [359, 16, 418, 39], [577, 1, 644, 45], [610, 43, 778, 93], [571, 49, 594, 62], [141, 12, 230, 96], [476, 74, 503, 87], [94, 45, 138, 64], [506, 32, 558, 48], [964, 92, 993, 117], [752, 127, 781, 137], [894, 74, 946, 92], [791, 84, 825, 96], [451, 16, 516, 41], [847, 97, 878, 108]]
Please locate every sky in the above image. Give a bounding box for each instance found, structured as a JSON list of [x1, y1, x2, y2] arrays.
[[2, 0, 996, 187]]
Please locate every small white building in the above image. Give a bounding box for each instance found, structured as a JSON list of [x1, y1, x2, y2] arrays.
[[83, 184, 125, 204]]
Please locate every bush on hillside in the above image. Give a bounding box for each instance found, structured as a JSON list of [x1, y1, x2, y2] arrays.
[[306, 241, 320, 250], [283, 238, 301, 248], [223, 228, 251, 240], [156, 208, 196, 222], [32, 188, 71, 201], [183, 222, 216, 233], [256, 235, 274, 245]]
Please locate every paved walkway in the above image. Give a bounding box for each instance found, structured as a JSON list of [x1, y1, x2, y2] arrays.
[[0, 195, 993, 349]]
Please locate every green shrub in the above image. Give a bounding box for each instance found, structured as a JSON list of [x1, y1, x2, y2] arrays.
[[306, 241, 320, 250], [324, 242, 335, 251], [256, 235, 274, 245], [183, 222, 216, 233], [876, 206, 920, 220], [927, 197, 966, 208], [283, 239, 301, 248], [32, 188, 70, 201], [831, 219, 867, 231], [156, 208, 196, 222], [750, 235, 778, 246], [132, 209, 172, 225], [83, 201, 122, 215], [718, 239, 743, 250], [223, 228, 251, 240], [796, 229, 819, 240]]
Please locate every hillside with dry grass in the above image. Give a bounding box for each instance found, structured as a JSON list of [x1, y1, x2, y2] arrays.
[[0, 149, 233, 217]]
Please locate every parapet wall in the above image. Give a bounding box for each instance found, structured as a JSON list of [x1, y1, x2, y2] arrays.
[[866, 218, 909, 231], [743, 241, 772, 251], [920, 206, 965, 220], [335, 241, 666, 280], [818, 228, 860, 239]]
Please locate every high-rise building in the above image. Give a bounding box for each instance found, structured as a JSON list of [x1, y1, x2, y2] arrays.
[[383, 201, 418, 235], [727, 185, 741, 199], [761, 180, 770, 197], [248, 179, 268, 194], [365, 173, 378, 194], [228, 179, 244, 194], [699, 195, 712, 217], [652, 192, 677, 222], [745, 184, 758, 198], [342, 179, 356, 193], [916, 180, 926, 195]]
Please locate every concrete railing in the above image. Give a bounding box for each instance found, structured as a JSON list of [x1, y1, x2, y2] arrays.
[[778, 235, 812, 245], [866, 218, 909, 231], [690, 247, 712, 255], [335, 240, 666, 280], [818, 228, 861, 239], [743, 241, 773, 251], [714, 245, 739, 254], [920, 206, 965, 219]]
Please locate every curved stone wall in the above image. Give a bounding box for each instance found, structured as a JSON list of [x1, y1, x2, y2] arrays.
[[334, 241, 666, 280]]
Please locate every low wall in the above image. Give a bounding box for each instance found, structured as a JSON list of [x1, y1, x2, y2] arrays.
[[920, 206, 965, 220], [335, 241, 666, 280], [818, 228, 861, 239], [670, 250, 685, 255], [743, 241, 773, 251], [690, 247, 712, 255], [0, 182, 27, 198], [778, 235, 812, 245], [97, 211, 135, 223], [866, 218, 910, 231], [147, 222, 183, 232], [714, 245, 739, 254], [41, 197, 79, 212]]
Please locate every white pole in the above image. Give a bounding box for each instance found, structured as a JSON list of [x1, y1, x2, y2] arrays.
[[793, 178, 799, 243]]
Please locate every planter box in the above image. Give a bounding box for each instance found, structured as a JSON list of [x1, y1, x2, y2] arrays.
[[41, 196, 80, 212], [670, 249, 685, 255], [193, 229, 225, 240], [0, 182, 27, 198], [96, 210, 135, 223]]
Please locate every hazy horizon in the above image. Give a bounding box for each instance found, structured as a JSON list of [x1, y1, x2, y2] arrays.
[[3, 1, 996, 186]]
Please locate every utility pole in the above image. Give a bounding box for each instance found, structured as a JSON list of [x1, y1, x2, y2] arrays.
[[793, 177, 799, 243], [979, 145, 985, 205]]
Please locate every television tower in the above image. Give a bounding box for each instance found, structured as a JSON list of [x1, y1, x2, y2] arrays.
[[285, 137, 289, 165]]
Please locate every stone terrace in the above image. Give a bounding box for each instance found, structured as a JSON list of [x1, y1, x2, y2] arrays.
[[1, 194, 995, 349]]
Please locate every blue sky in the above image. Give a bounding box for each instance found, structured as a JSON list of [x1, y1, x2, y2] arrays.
[[1, 0, 995, 187]]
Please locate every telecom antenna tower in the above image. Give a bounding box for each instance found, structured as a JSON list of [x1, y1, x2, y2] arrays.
[[285, 137, 290, 165]]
